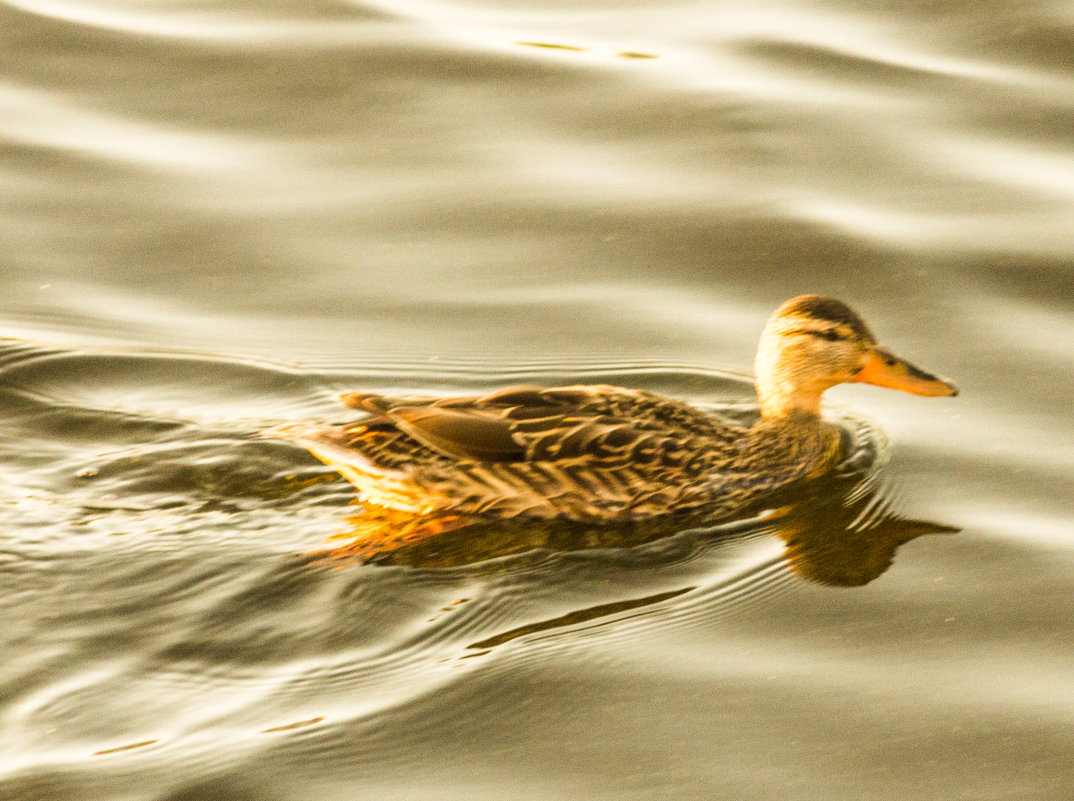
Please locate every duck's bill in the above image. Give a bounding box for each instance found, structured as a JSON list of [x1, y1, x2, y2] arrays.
[[854, 347, 958, 397]]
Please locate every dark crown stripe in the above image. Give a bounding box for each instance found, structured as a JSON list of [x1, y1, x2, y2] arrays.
[[782, 295, 873, 342]]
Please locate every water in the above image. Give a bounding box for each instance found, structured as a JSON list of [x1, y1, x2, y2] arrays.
[[2, 1, 1073, 799]]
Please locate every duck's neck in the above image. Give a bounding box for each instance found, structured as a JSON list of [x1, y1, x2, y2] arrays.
[[748, 395, 844, 480], [754, 345, 832, 420], [755, 385, 825, 420]]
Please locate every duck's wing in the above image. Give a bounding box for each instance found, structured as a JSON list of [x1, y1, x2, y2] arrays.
[[267, 385, 757, 519], [338, 384, 738, 466]]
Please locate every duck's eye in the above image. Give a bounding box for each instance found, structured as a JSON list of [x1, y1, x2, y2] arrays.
[[788, 328, 846, 341], [799, 329, 844, 342]]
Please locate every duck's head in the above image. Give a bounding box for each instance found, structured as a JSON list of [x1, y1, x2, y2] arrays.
[[754, 295, 957, 418]]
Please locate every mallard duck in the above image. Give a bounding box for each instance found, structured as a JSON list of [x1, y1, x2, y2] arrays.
[[267, 295, 956, 522]]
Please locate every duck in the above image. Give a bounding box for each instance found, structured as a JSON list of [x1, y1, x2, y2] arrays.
[[266, 295, 957, 523]]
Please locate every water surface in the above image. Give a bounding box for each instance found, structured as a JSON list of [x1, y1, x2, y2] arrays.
[[2, 1, 1073, 799]]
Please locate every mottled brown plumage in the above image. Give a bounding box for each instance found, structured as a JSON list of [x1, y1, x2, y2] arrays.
[[267, 295, 957, 522]]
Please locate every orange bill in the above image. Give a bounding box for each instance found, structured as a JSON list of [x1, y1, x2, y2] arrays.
[[854, 347, 958, 397]]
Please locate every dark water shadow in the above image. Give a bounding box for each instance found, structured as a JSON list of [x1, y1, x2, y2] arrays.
[[467, 586, 695, 651]]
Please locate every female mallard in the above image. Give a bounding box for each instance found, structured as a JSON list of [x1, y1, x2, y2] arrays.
[[268, 295, 956, 522]]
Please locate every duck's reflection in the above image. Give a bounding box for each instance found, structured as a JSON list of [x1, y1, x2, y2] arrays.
[[309, 469, 956, 588], [765, 475, 957, 587], [309, 471, 956, 651]]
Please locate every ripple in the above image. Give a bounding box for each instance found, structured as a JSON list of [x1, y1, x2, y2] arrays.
[[3, 0, 395, 41], [0, 82, 261, 172]]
